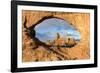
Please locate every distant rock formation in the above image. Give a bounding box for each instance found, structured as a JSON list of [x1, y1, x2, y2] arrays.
[[46, 33, 77, 47], [65, 37, 77, 47], [54, 33, 65, 46]]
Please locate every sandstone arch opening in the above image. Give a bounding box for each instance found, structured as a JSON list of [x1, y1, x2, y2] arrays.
[[34, 18, 81, 48], [22, 11, 90, 62]]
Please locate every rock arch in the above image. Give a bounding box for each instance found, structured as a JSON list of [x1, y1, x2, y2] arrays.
[[22, 10, 90, 61]]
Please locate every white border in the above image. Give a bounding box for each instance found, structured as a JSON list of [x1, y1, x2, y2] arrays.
[[17, 5, 94, 68]]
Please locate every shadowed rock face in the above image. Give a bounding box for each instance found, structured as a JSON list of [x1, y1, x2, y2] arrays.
[[22, 10, 90, 62], [23, 16, 52, 49]]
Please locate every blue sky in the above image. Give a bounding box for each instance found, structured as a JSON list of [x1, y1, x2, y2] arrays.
[[34, 18, 80, 42]]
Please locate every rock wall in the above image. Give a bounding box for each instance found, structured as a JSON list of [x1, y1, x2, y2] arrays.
[[22, 10, 90, 62]]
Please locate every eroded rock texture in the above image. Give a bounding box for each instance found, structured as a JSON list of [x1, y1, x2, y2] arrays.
[[22, 10, 90, 62]]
